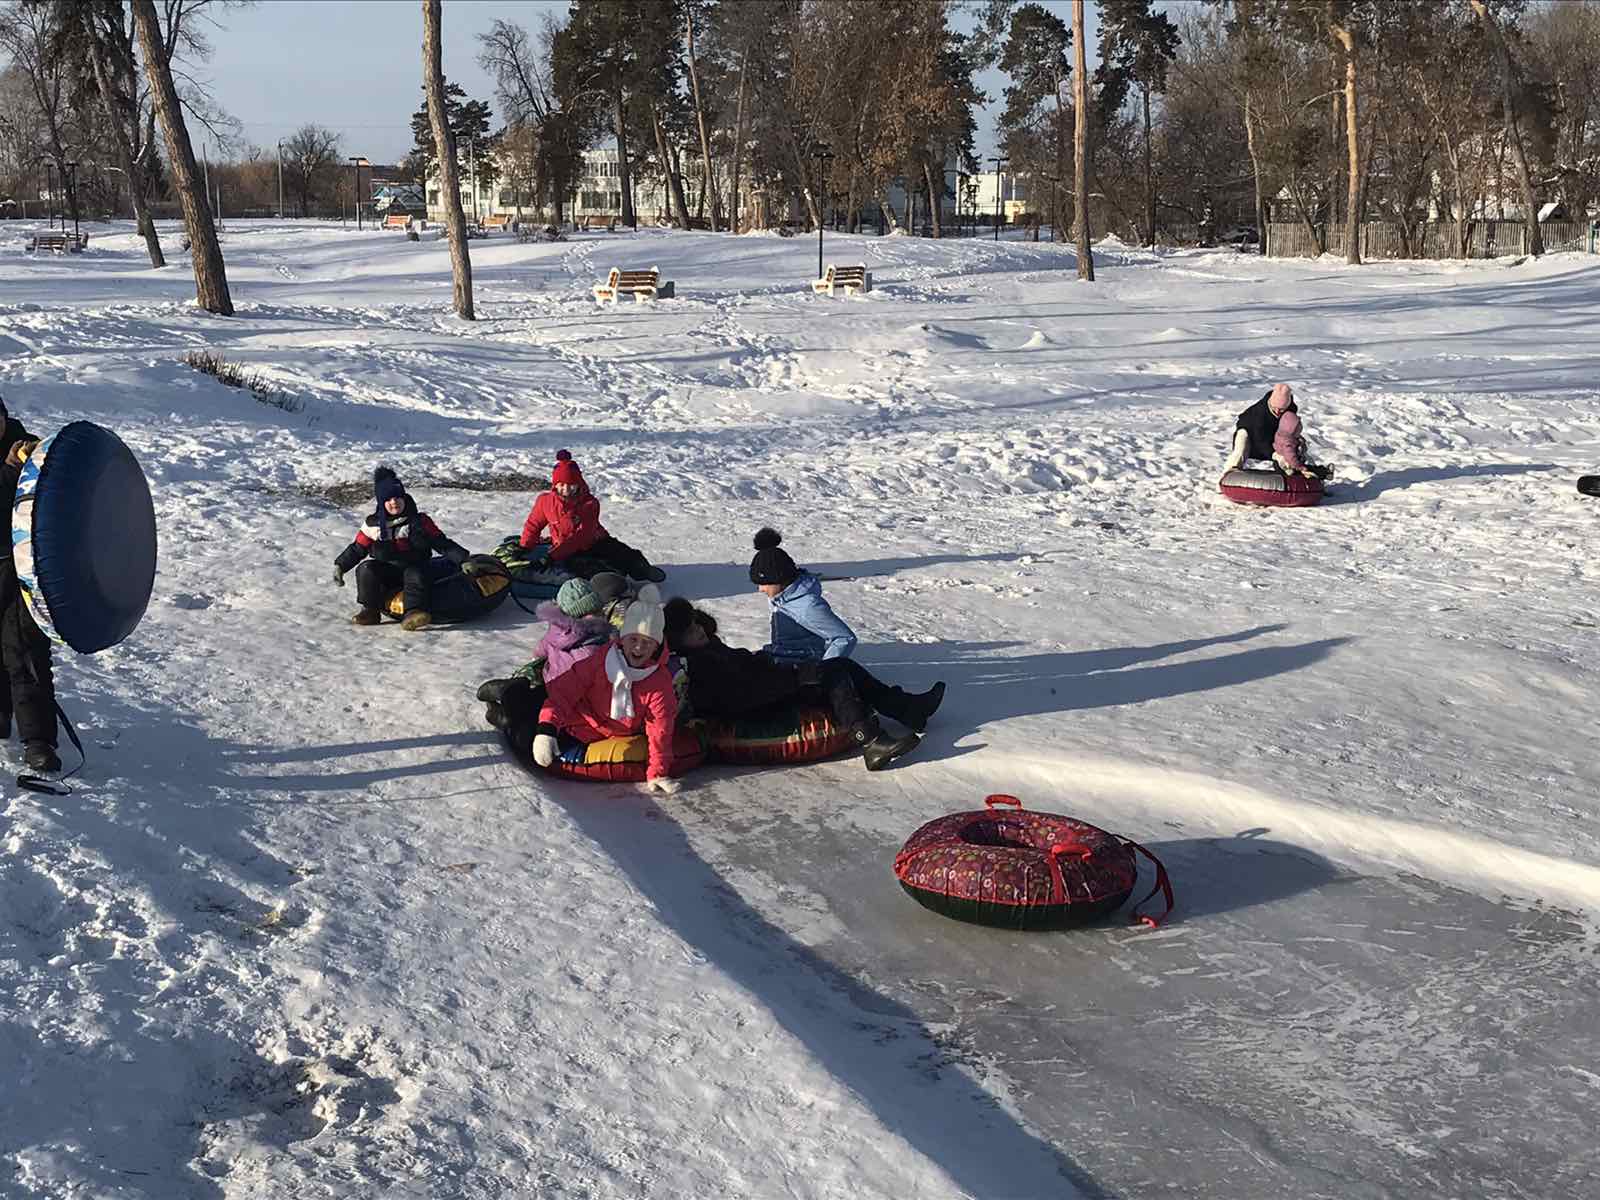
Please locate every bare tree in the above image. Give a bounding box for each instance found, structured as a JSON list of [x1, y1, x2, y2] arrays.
[[1470, 0, 1543, 255], [423, 0, 473, 319], [281, 122, 340, 216], [0, 1, 74, 224], [130, 0, 230, 313], [1072, 0, 1093, 278]]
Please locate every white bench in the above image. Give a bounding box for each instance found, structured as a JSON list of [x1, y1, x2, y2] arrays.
[[594, 266, 673, 303], [812, 263, 870, 297], [28, 231, 85, 254]]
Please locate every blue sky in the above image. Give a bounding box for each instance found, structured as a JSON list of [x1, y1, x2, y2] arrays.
[[198, 0, 1093, 166]]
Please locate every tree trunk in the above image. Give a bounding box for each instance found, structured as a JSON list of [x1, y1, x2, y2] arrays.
[[1072, 0, 1094, 280], [685, 7, 718, 231], [876, 186, 900, 233], [652, 106, 692, 228], [1470, 0, 1544, 255], [85, 16, 164, 268], [1142, 83, 1155, 247], [613, 92, 635, 228], [729, 50, 749, 233], [422, 0, 474, 319], [1330, 21, 1362, 265], [129, 0, 229, 313], [1245, 92, 1267, 256], [923, 159, 942, 238]]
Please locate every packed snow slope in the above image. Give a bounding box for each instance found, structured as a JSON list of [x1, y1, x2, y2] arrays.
[[2, 220, 1598, 1200]]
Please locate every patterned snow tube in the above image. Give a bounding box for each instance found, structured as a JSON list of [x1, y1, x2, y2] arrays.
[[696, 704, 853, 765], [493, 535, 573, 601], [12, 421, 157, 653], [383, 554, 510, 622], [492, 676, 706, 782], [1220, 468, 1324, 508], [894, 795, 1174, 931]]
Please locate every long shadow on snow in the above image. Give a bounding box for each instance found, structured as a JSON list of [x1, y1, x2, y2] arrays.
[[545, 782, 1120, 1200], [843, 628, 1346, 763], [1325, 461, 1557, 503], [0, 690, 333, 1198]]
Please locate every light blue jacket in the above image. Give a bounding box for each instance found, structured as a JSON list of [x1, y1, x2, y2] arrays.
[[764, 571, 857, 662]]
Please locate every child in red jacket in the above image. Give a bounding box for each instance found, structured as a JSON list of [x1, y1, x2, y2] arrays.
[[533, 584, 683, 792], [520, 450, 665, 583]]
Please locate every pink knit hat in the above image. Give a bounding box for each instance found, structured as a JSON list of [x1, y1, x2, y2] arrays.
[[1268, 383, 1294, 414]]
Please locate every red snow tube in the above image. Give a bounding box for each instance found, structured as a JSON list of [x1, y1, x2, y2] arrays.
[[894, 795, 1174, 930], [1220, 467, 1323, 507], [696, 704, 853, 765]]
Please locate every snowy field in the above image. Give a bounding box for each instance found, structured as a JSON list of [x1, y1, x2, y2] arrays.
[[2, 217, 1598, 1199]]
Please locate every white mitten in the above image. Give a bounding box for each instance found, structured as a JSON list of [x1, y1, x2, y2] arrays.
[[643, 776, 682, 796], [533, 734, 559, 767]]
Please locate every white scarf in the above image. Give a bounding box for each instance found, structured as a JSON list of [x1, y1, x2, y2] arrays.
[[606, 644, 655, 722]]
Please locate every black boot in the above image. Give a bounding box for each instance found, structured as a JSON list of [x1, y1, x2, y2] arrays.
[[24, 741, 61, 773], [477, 678, 516, 704], [853, 720, 920, 772], [484, 702, 509, 731], [902, 681, 946, 733]]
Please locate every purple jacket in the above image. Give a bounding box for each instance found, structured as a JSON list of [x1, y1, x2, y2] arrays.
[[1274, 410, 1306, 471], [535, 602, 613, 682]]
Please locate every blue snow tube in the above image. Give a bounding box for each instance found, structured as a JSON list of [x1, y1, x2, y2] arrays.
[[12, 422, 157, 653]]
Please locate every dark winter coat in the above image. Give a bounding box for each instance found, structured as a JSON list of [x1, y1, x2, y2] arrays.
[[1235, 392, 1297, 462], [334, 495, 469, 572], [679, 635, 804, 718], [0, 412, 54, 745]]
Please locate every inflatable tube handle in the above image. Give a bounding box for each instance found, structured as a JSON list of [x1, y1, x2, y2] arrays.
[[1124, 839, 1174, 929], [1044, 840, 1093, 906], [984, 794, 1023, 810]]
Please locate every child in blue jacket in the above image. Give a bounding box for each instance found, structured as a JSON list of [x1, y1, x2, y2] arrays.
[[748, 528, 858, 661]]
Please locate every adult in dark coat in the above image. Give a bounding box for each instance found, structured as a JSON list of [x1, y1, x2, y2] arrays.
[[333, 466, 470, 631], [663, 599, 944, 772], [0, 394, 61, 772]]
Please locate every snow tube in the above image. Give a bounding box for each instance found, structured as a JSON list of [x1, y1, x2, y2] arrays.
[[894, 795, 1174, 931], [695, 704, 853, 765], [381, 554, 510, 622], [11, 421, 156, 653], [491, 677, 707, 782], [492, 535, 573, 601], [1220, 468, 1323, 507]]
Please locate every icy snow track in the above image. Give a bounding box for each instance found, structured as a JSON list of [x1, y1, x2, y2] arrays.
[[2, 220, 1598, 1199]]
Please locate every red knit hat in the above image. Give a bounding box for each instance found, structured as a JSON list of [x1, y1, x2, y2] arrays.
[[551, 448, 584, 487]]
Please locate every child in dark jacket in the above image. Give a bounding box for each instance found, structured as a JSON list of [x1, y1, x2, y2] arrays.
[[1223, 383, 1329, 481], [519, 450, 666, 583], [0, 394, 59, 773], [334, 466, 470, 631], [663, 598, 944, 772]]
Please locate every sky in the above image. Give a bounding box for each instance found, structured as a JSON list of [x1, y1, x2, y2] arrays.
[[196, 0, 1097, 167]]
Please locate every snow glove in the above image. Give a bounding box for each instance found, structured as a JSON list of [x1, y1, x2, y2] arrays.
[[642, 776, 682, 796], [533, 733, 559, 768], [333, 567, 345, 587]]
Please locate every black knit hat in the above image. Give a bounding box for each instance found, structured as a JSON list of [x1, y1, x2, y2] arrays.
[[373, 465, 406, 504], [748, 527, 798, 587], [663, 597, 697, 640]]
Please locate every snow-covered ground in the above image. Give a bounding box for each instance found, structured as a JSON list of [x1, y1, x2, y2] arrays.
[[2, 218, 1597, 1199]]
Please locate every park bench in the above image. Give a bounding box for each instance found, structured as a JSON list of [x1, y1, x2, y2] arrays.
[[593, 266, 673, 303], [518, 224, 566, 244], [812, 263, 870, 297], [579, 215, 617, 232], [382, 213, 411, 231], [483, 213, 511, 233], [28, 231, 85, 254]]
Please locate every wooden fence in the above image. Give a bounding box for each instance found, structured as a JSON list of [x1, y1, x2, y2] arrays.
[[1266, 220, 1591, 259]]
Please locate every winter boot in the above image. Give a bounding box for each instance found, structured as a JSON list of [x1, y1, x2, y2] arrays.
[[853, 720, 920, 772], [636, 566, 667, 584], [902, 681, 946, 733], [24, 741, 61, 773], [351, 607, 382, 626], [401, 610, 432, 632], [484, 702, 509, 732], [476, 678, 516, 704]]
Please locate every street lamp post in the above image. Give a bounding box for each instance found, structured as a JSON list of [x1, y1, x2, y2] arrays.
[[990, 157, 1007, 242], [44, 162, 55, 230], [349, 157, 365, 230], [810, 143, 834, 280], [64, 161, 78, 243], [276, 141, 285, 219]]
